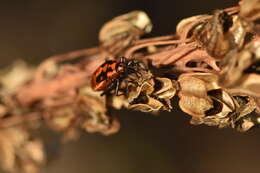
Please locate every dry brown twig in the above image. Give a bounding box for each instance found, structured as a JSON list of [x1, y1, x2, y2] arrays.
[[0, 0, 259, 172]]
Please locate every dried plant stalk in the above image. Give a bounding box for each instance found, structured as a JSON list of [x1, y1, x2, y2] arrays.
[[0, 0, 259, 172]]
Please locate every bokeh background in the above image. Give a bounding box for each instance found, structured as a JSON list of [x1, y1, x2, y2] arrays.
[[1, 0, 260, 173]]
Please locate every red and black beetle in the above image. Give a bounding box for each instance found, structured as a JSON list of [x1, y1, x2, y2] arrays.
[[91, 57, 143, 96]]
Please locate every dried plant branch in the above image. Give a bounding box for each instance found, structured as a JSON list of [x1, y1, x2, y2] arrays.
[[0, 0, 259, 172]]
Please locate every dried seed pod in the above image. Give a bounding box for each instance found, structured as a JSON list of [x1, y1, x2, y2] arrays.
[[235, 116, 257, 132], [0, 60, 35, 94], [219, 40, 260, 97], [193, 10, 251, 58], [129, 80, 164, 112], [227, 15, 252, 49], [177, 73, 257, 129], [226, 73, 260, 97], [235, 108, 260, 132], [0, 104, 8, 118], [40, 60, 59, 80], [176, 14, 210, 39], [190, 89, 259, 131], [252, 97, 260, 113], [208, 89, 237, 115], [78, 88, 120, 135], [231, 96, 258, 130], [239, 0, 260, 21], [130, 94, 165, 112], [0, 126, 45, 173], [99, 11, 152, 54], [43, 86, 120, 138], [229, 96, 258, 131], [0, 131, 16, 172], [128, 78, 154, 103], [99, 10, 152, 42], [44, 107, 76, 132], [109, 95, 130, 110], [193, 10, 233, 57], [129, 77, 177, 112], [152, 78, 178, 111], [190, 89, 238, 127], [219, 40, 260, 86], [154, 78, 177, 99], [178, 73, 217, 117], [19, 139, 45, 173], [177, 71, 259, 131]]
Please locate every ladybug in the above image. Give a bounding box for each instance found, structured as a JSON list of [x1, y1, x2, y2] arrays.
[[91, 57, 143, 96]]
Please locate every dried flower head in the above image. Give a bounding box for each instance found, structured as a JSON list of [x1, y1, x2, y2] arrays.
[[178, 73, 218, 117], [129, 76, 178, 112], [192, 10, 253, 58], [99, 11, 152, 54], [219, 40, 260, 97]]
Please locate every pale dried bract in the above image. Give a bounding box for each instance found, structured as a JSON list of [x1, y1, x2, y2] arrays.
[[0, 126, 45, 173], [99, 10, 152, 55], [127, 68, 177, 112]]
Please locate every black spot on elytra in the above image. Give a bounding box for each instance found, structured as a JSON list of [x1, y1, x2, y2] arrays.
[[96, 61, 117, 83], [116, 63, 120, 70], [96, 71, 107, 83], [101, 60, 115, 67], [107, 67, 113, 72]]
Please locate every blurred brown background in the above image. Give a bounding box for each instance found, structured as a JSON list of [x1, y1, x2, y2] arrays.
[[1, 0, 260, 173]]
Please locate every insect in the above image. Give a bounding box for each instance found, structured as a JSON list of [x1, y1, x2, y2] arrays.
[[91, 57, 144, 96]]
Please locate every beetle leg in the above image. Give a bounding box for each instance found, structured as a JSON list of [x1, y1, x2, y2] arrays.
[[100, 81, 116, 96], [101, 90, 109, 96], [125, 79, 140, 97], [116, 79, 132, 97], [135, 71, 142, 78], [126, 79, 139, 86], [115, 79, 120, 96], [127, 68, 141, 78], [100, 91, 106, 96]]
